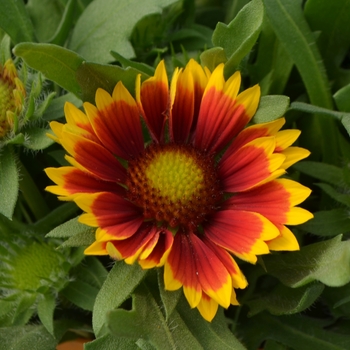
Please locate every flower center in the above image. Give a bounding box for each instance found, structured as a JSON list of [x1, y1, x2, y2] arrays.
[[126, 144, 222, 230]]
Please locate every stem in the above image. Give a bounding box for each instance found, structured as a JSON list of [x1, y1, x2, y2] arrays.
[[18, 160, 50, 221]]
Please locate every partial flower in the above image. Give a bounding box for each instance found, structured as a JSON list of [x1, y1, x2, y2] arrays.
[[0, 59, 26, 139], [0, 58, 56, 149], [0, 235, 73, 327], [45, 60, 313, 321]]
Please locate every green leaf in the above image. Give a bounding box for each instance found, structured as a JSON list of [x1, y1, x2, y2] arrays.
[[200, 47, 227, 72], [75, 257, 108, 289], [0, 33, 11, 64], [211, 0, 264, 77], [0, 0, 35, 44], [334, 84, 350, 113], [13, 43, 84, 97], [316, 183, 350, 207], [293, 161, 343, 186], [48, 0, 76, 46], [290, 101, 350, 136], [304, 0, 350, 90], [26, 0, 65, 42], [46, 217, 92, 239], [238, 312, 350, 350], [84, 334, 138, 350], [176, 295, 246, 350], [37, 293, 56, 335], [264, 235, 350, 287], [75, 61, 147, 103], [110, 51, 155, 76], [252, 95, 290, 124], [22, 126, 54, 150], [68, 0, 177, 64], [61, 280, 99, 311], [0, 146, 19, 219], [299, 209, 350, 237], [42, 93, 82, 121], [108, 283, 177, 349], [248, 19, 294, 95], [60, 229, 95, 248], [247, 283, 324, 316], [263, 0, 332, 108], [0, 325, 57, 350], [157, 269, 182, 320], [93, 261, 147, 337]]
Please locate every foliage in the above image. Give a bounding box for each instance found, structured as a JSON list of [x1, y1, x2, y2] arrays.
[[0, 0, 350, 348]]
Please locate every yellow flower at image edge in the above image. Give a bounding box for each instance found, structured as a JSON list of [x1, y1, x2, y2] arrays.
[[45, 60, 313, 321], [0, 59, 26, 139]]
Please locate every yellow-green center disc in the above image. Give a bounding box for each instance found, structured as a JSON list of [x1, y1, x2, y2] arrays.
[[145, 150, 204, 203]]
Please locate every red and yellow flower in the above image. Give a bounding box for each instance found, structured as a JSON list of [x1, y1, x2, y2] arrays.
[[45, 60, 313, 321]]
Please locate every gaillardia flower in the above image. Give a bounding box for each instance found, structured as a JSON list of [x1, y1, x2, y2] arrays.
[[45, 60, 313, 321]]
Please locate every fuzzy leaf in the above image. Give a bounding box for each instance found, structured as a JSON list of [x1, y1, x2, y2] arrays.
[[0, 146, 19, 219], [68, 0, 177, 63], [316, 183, 350, 207], [252, 95, 290, 124], [23, 127, 54, 150], [264, 235, 350, 287], [176, 295, 246, 349], [334, 84, 350, 113], [84, 334, 138, 350], [247, 283, 324, 316], [93, 261, 147, 337], [108, 283, 177, 349], [211, 0, 264, 77], [46, 217, 92, 239]]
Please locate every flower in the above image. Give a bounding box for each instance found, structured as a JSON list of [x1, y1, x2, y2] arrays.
[[0, 59, 26, 139], [45, 60, 313, 321]]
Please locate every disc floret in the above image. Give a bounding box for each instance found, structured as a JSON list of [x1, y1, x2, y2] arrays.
[[126, 144, 222, 230]]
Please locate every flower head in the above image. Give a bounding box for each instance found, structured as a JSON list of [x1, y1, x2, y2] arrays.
[[0, 59, 26, 139], [46, 60, 313, 321]]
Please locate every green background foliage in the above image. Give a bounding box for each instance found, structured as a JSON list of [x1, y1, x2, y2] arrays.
[[1, 0, 350, 348]]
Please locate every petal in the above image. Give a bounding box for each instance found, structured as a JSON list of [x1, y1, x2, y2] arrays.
[[196, 292, 219, 322], [275, 129, 301, 151], [139, 229, 174, 269], [267, 225, 299, 251], [169, 66, 194, 142], [60, 129, 126, 183], [219, 136, 286, 192], [286, 207, 314, 225], [85, 84, 144, 160], [205, 210, 280, 263], [84, 241, 108, 255], [64, 102, 95, 136], [165, 232, 232, 309], [170, 59, 208, 143], [45, 167, 124, 200], [137, 61, 169, 142], [228, 118, 286, 151], [106, 224, 157, 264], [74, 192, 143, 240], [225, 178, 312, 225], [195, 65, 249, 153], [280, 147, 311, 169], [202, 236, 248, 289]]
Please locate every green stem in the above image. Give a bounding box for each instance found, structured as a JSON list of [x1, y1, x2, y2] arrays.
[[30, 202, 78, 234], [18, 160, 50, 221]]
